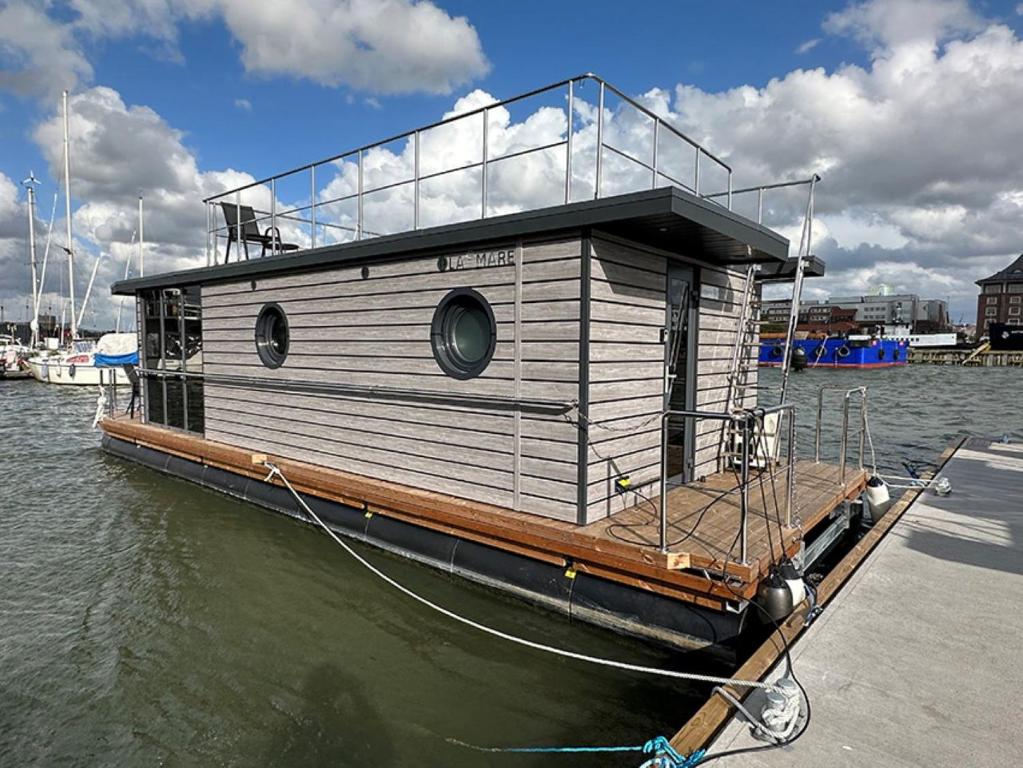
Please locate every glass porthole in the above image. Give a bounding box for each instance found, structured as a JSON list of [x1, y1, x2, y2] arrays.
[[431, 288, 496, 379], [255, 303, 289, 368]]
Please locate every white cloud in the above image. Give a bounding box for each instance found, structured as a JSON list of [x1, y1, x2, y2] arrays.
[[0, 0, 488, 99], [796, 38, 821, 54], [234, 97, 251, 111], [823, 0, 982, 49]]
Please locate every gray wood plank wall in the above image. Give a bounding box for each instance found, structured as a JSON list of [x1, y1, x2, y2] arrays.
[[582, 235, 759, 523], [199, 238, 583, 521]]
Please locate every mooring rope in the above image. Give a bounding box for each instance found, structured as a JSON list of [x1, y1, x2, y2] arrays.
[[449, 735, 705, 767], [261, 461, 780, 695]]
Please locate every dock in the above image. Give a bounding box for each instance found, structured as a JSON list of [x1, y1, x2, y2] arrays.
[[675, 437, 1023, 765]]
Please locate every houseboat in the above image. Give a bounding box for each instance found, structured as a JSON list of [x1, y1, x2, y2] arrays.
[[97, 75, 869, 658]]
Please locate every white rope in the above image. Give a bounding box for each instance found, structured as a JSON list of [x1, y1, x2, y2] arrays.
[[262, 461, 779, 692]]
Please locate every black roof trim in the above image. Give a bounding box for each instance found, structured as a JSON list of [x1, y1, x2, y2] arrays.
[[113, 186, 789, 295], [758, 255, 826, 283]]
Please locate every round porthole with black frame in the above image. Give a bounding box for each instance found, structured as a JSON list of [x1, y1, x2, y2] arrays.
[[255, 302, 290, 369], [431, 288, 496, 379]]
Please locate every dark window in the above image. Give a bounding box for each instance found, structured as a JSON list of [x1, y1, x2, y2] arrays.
[[431, 288, 496, 379], [255, 303, 290, 369], [140, 286, 203, 434]]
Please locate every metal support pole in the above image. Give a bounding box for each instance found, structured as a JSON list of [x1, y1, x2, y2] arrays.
[[235, 191, 241, 261], [357, 150, 364, 240], [414, 131, 421, 229], [595, 82, 605, 199], [739, 414, 750, 564], [651, 118, 659, 189], [815, 388, 824, 462], [270, 178, 277, 256], [138, 194, 144, 277], [694, 148, 701, 195], [786, 410, 795, 528], [757, 187, 764, 224], [310, 166, 317, 249], [840, 394, 851, 483], [564, 81, 573, 204], [858, 392, 866, 470], [727, 171, 732, 209], [481, 109, 488, 218], [659, 413, 669, 553], [205, 201, 211, 266]]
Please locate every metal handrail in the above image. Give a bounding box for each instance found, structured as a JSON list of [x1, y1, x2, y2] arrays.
[[659, 403, 796, 563], [814, 386, 867, 482], [202, 73, 735, 265]]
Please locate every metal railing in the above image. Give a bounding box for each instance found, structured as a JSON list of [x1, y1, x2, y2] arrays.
[[659, 403, 796, 563], [814, 386, 868, 482], [202, 73, 736, 266]]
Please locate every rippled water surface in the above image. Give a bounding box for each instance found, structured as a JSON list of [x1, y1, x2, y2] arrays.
[[1, 365, 1020, 766]]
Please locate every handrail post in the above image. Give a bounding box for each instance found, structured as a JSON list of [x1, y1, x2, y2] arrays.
[[414, 130, 421, 229], [651, 117, 659, 189], [840, 392, 851, 483], [481, 108, 488, 218], [858, 390, 867, 470], [815, 387, 824, 462], [357, 149, 364, 240], [739, 413, 750, 564], [727, 171, 732, 209], [757, 187, 764, 224], [595, 81, 605, 199], [310, 165, 317, 249], [786, 409, 795, 528], [235, 192, 241, 261], [205, 201, 211, 267], [565, 80, 573, 204], [270, 178, 277, 256], [660, 412, 670, 553], [694, 148, 701, 195]]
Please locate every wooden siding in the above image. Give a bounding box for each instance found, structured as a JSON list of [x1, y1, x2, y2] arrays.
[[582, 235, 760, 522], [584, 236, 667, 522], [200, 238, 583, 521]]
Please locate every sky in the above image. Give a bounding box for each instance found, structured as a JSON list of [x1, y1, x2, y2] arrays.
[[1, 0, 1022, 330]]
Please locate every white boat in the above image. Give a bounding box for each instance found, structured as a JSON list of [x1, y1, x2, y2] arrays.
[[27, 338, 133, 386], [0, 335, 33, 379]]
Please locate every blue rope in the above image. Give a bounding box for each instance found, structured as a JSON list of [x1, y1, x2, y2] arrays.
[[451, 735, 705, 767]]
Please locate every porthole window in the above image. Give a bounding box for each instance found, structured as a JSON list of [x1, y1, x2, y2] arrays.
[[255, 303, 289, 369], [431, 288, 496, 379]]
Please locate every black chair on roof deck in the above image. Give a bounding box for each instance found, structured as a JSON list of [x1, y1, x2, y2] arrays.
[[220, 203, 300, 262]]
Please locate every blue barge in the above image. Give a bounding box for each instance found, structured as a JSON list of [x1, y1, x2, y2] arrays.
[[760, 337, 909, 368]]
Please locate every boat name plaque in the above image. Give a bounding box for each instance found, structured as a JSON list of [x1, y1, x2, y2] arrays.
[[438, 246, 517, 273]]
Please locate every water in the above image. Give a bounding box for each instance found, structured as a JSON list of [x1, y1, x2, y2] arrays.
[[1, 366, 1020, 766]]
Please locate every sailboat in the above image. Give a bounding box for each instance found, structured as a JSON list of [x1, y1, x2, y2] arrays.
[[26, 90, 135, 387]]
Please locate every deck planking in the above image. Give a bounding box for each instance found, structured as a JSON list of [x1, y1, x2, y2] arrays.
[[100, 416, 865, 608]]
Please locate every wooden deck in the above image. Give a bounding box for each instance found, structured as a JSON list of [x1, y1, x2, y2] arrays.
[[100, 417, 866, 611]]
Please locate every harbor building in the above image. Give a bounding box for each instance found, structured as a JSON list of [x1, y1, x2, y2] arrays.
[[763, 294, 949, 334], [976, 253, 1023, 335]]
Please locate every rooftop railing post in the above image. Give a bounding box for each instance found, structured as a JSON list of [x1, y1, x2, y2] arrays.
[[310, 165, 317, 249], [205, 201, 211, 267], [727, 171, 732, 209], [786, 409, 795, 528], [357, 150, 364, 240], [815, 387, 824, 462], [482, 108, 489, 219], [757, 187, 764, 224], [595, 81, 605, 199], [414, 130, 421, 229], [235, 192, 241, 261], [270, 178, 277, 256], [659, 412, 670, 554], [694, 148, 701, 195], [565, 80, 573, 204], [739, 413, 750, 564], [651, 117, 659, 189]]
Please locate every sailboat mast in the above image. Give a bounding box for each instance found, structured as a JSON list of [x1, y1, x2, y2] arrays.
[[23, 173, 40, 347], [63, 89, 77, 341]]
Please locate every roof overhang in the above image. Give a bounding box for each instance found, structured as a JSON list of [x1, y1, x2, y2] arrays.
[[757, 255, 826, 283], [113, 186, 790, 295]]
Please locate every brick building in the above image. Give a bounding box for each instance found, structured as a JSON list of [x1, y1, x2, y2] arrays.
[[976, 254, 1023, 335]]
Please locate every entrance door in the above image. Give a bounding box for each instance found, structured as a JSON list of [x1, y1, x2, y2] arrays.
[[664, 264, 696, 483]]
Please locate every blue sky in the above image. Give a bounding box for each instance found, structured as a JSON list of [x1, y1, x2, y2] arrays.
[[2, 0, 1023, 327]]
